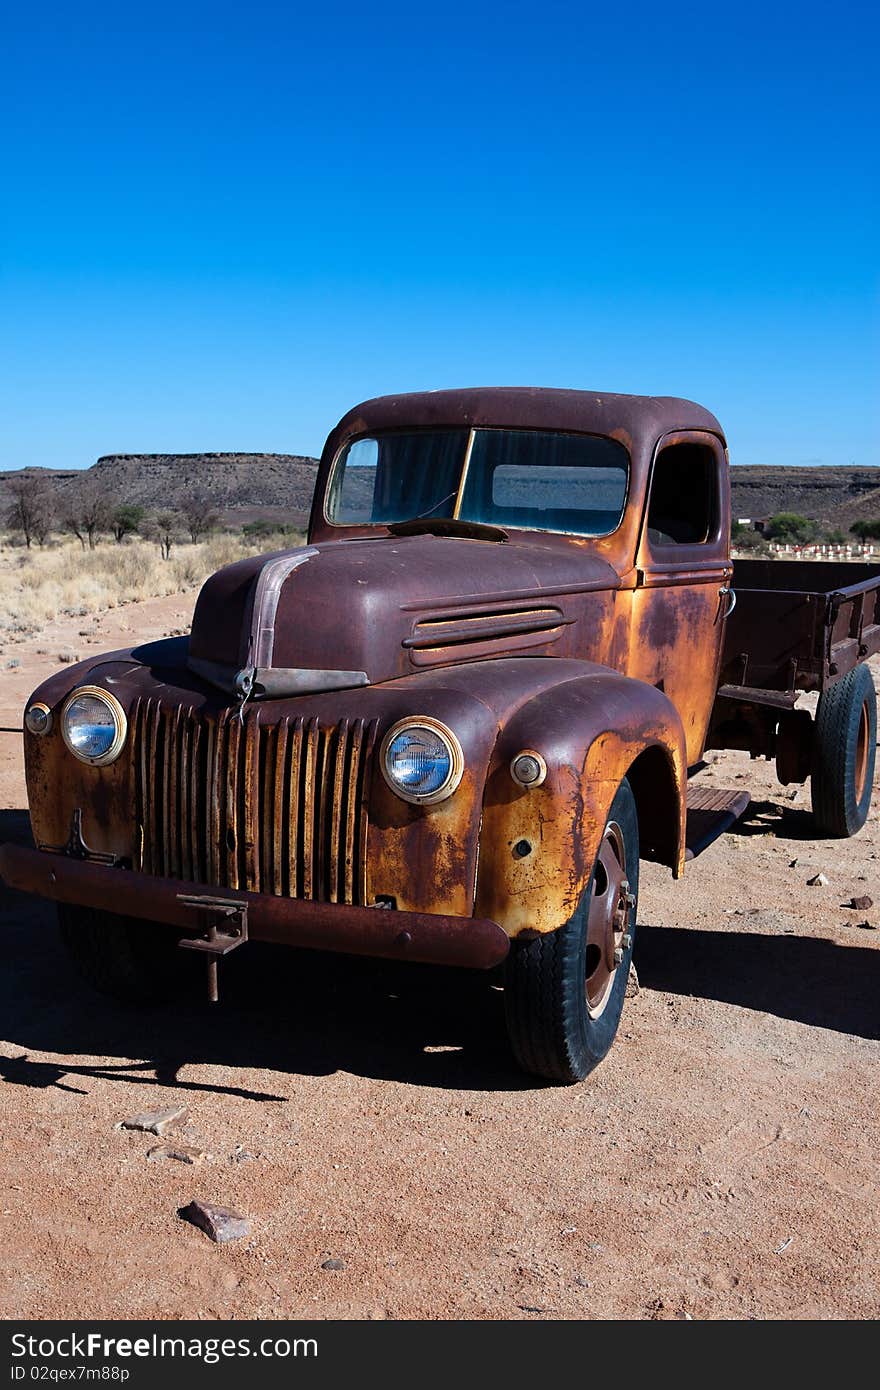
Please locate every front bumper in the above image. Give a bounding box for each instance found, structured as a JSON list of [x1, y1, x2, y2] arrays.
[[0, 844, 510, 970]]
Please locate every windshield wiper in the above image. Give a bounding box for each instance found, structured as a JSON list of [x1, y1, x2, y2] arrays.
[[386, 518, 508, 543]]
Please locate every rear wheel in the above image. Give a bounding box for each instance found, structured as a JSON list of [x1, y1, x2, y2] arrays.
[[58, 904, 193, 1003], [811, 664, 877, 837], [503, 777, 639, 1083]]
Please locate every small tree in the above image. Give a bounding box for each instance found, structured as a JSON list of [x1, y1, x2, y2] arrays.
[[111, 503, 145, 544], [63, 477, 112, 550], [823, 528, 847, 545], [765, 512, 817, 544], [851, 518, 880, 541], [149, 510, 181, 560], [4, 474, 51, 548], [180, 491, 219, 543]]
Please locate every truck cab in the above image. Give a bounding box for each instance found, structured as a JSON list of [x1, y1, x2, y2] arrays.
[[4, 389, 876, 1083]]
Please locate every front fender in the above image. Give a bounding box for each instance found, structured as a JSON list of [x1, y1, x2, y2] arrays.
[[474, 670, 687, 939]]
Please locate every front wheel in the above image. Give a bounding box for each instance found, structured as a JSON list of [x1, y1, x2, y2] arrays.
[[811, 663, 877, 837], [58, 904, 195, 1003], [503, 777, 639, 1083]]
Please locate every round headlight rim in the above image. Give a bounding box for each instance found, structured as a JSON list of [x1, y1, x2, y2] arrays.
[[60, 685, 128, 767], [379, 716, 465, 806]]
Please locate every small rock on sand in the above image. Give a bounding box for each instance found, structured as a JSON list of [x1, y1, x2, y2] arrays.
[[147, 1142, 207, 1165], [119, 1106, 190, 1137], [807, 872, 829, 887], [179, 1200, 251, 1244]]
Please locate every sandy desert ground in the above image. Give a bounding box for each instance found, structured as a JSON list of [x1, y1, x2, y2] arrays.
[[0, 590, 878, 1321]]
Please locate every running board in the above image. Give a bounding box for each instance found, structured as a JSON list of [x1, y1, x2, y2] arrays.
[[685, 786, 751, 860]]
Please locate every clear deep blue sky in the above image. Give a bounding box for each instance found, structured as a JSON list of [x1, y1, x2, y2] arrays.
[[1, 1, 876, 471]]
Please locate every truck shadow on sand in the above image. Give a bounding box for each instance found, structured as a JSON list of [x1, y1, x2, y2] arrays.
[[0, 810, 521, 1093], [729, 798, 825, 841], [635, 923, 880, 1039], [2, 810, 878, 1104]]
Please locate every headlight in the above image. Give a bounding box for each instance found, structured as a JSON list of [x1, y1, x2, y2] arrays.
[[60, 686, 127, 766], [380, 717, 464, 805]]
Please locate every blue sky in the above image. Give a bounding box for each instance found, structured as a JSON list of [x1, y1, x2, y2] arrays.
[[1, 1, 876, 471]]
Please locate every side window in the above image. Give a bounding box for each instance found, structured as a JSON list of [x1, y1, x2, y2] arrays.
[[646, 441, 720, 546]]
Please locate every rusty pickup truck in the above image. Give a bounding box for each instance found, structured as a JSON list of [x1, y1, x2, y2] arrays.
[[2, 389, 878, 1082]]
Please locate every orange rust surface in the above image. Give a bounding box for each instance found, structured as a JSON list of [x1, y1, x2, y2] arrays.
[[475, 674, 687, 938], [17, 390, 749, 945]]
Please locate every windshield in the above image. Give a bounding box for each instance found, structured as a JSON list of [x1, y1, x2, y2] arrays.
[[327, 428, 629, 538]]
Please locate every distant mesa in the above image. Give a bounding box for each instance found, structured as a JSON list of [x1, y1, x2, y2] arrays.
[[0, 452, 321, 530], [0, 455, 877, 533], [729, 465, 880, 532]]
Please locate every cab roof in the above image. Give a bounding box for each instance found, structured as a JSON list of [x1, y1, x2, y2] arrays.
[[323, 387, 725, 455]]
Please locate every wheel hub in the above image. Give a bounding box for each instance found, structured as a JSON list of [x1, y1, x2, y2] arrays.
[[585, 822, 634, 1017]]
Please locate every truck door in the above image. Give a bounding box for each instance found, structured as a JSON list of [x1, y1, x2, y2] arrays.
[[630, 431, 732, 765]]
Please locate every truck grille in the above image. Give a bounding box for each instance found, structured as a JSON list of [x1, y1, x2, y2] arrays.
[[131, 699, 377, 904]]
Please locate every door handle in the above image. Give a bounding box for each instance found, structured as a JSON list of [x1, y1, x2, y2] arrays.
[[719, 585, 737, 619]]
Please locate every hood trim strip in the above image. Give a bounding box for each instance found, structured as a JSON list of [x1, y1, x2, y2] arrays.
[[244, 548, 319, 669], [187, 656, 369, 698]]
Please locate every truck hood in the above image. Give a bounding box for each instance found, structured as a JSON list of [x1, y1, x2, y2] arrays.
[[187, 533, 619, 696]]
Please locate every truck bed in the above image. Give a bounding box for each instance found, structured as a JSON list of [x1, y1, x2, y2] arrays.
[[720, 558, 880, 697]]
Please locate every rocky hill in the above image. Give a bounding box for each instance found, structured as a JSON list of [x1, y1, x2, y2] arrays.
[[0, 453, 321, 528], [730, 466, 880, 530], [2, 454, 878, 533]]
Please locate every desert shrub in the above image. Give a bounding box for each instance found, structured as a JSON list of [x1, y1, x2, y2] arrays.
[[731, 529, 772, 556], [851, 518, 880, 541], [765, 512, 817, 544]]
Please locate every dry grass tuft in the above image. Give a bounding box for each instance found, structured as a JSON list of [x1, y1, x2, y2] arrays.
[[0, 532, 303, 642]]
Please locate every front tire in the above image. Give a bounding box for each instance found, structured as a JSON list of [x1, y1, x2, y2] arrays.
[[503, 777, 639, 1083], [58, 904, 193, 1003], [811, 664, 877, 837]]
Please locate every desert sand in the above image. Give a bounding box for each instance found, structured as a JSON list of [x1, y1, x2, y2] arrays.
[[1, 591, 877, 1320]]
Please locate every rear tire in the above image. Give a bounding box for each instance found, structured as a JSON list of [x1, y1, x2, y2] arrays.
[[58, 904, 192, 1003], [811, 664, 876, 837], [503, 777, 639, 1083]]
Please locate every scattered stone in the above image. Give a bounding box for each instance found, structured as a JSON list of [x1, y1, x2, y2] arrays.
[[147, 1142, 207, 1165], [856, 920, 877, 931], [625, 963, 640, 998], [787, 789, 799, 801], [230, 1145, 258, 1164], [789, 859, 799, 868], [120, 1105, 190, 1137], [807, 872, 829, 887], [321, 1258, 345, 1271], [847, 895, 873, 911], [179, 1200, 251, 1244]]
